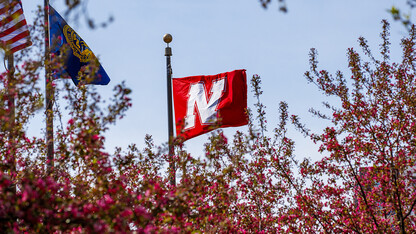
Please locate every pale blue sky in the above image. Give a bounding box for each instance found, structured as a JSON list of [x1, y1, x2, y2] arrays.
[[6, 0, 412, 160]]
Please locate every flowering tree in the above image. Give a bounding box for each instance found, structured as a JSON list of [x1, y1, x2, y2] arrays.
[[1, 1, 416, 232], [290, 20, 416, 233]]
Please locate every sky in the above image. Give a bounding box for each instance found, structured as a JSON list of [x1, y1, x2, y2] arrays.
[[2, 0, 412, 161]]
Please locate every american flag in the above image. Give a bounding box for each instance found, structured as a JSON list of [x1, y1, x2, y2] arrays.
[[0, 0, 31, 53]]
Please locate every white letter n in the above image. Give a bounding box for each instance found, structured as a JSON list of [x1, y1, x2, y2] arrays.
[[184, 78, 226, 130]]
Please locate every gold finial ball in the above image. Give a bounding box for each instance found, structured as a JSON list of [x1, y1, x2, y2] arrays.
[[163, 34, 173, 44]]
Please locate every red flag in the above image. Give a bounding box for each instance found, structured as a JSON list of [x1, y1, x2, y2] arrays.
[[0, 0, 32, 53], [172, 69, 248, 141]]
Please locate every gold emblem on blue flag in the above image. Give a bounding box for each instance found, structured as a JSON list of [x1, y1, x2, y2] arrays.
[[49, 5, 110, 86], [63, 25, 94, 63]]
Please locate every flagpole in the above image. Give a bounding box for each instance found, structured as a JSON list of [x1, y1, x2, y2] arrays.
[[6, 52, 16, 179], [44, 0, 54, 174], [164, 34, 175, 186]]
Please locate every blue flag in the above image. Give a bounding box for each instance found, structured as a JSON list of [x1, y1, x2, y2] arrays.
[[48, 5, 110, 86]]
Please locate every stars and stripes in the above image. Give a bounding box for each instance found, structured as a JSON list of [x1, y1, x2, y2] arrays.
[[0, 0, 31, 53]]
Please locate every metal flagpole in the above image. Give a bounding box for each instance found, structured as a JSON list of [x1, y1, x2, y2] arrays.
[[164, 34, 176, 186], [6, 52, 16, 178], [44, 0, 54, 174]]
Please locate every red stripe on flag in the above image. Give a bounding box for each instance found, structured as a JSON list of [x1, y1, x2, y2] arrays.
[[9, 40, 31, 53], [0, 1, 19, 16], [0, 19, 27, 38], [0, 8, 24, 25], [5, 30, 29, 44]]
